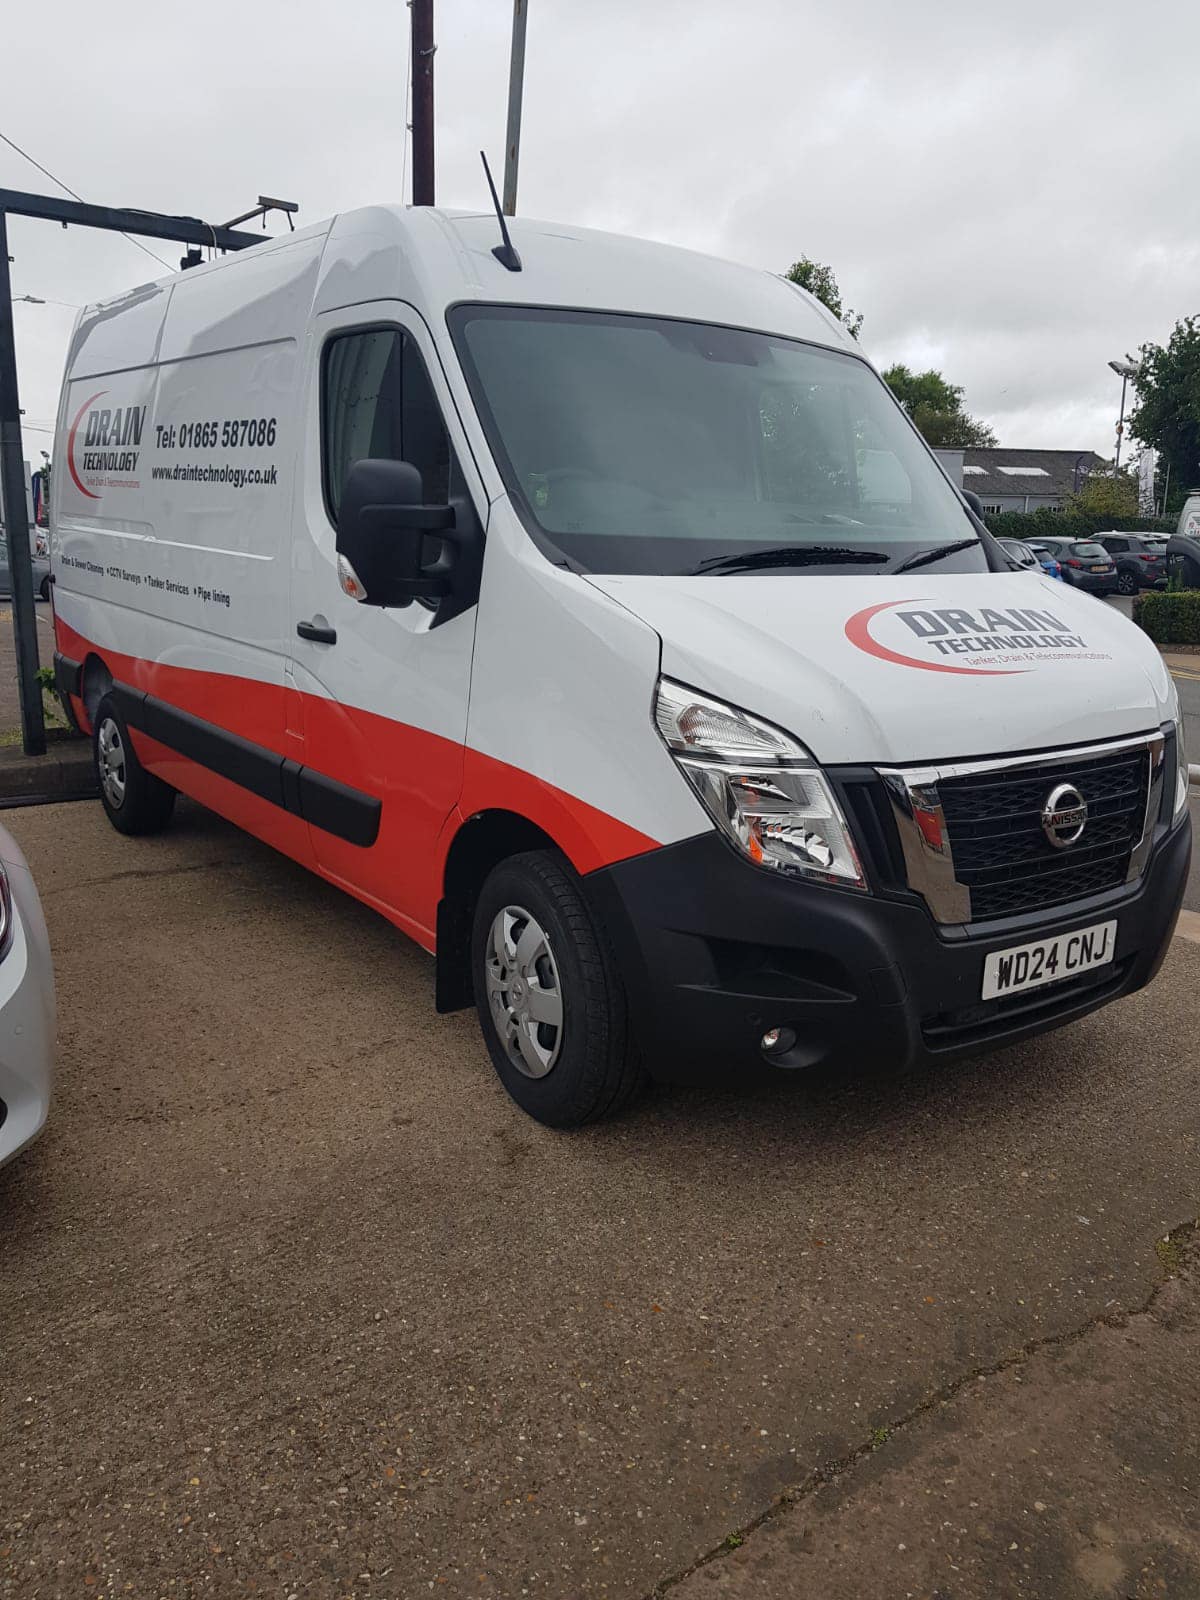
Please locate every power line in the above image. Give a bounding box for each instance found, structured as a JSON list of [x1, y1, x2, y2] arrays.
[[0, 129, 172, 269]]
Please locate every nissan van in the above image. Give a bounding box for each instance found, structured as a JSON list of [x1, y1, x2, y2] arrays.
[[50, 206, 1191, 1124]]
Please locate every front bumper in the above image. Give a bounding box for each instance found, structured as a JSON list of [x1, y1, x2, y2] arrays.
[[0, 855, 55, 1166], [584, 811, 1190, 1083]]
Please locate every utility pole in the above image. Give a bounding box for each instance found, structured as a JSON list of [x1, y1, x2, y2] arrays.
[[502, 0, 529, 216], [411, 0, 436, 205], [0, 213, 44, 755]]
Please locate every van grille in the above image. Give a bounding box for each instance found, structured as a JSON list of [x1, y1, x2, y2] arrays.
[[938, 747, 1149, 922]]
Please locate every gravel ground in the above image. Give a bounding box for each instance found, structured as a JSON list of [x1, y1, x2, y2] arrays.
[[0, 798, 1197, 1598]]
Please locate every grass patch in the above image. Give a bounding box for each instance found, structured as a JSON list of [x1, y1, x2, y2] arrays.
[[1156, 1235, 1185, 1276]]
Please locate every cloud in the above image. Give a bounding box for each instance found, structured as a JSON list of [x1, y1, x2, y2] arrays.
[[4, 0, 1196, 465]]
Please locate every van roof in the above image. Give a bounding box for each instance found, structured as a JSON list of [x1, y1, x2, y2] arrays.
[[74, 204, 859, 358]]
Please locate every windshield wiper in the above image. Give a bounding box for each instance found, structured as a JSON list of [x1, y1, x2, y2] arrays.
[[891, 538, 981, 574], [689, 544, 891, 576]]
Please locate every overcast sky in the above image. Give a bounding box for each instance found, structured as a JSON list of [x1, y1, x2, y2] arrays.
[[5, 0, 1197, 468]]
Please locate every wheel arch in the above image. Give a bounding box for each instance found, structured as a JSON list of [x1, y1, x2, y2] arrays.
[[79, 652, 114, 730], [435, 809, 561, 1013]]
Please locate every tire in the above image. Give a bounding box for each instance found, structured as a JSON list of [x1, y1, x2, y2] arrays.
[[93, 693, 176, 836], [39, 576, 51, 603], [471, 850, 646, 1127], [1117, 569, 1138, 596]]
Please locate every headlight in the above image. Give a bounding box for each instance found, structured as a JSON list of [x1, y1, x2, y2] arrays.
[[1175, 714, 1189, 818], [654, 678, 866, 887]]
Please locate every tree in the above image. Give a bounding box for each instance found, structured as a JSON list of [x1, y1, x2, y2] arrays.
[[1130, 316, 1200, 500], [1066, 469, 1137, 519], [882, 364, 997, 449], [785, 257, 863, 340]]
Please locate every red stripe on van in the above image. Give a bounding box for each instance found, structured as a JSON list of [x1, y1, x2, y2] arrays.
[[55, 617, 660, 944]]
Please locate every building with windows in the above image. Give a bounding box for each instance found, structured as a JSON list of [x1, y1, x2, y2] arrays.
[[934, 448, 1108, 514]]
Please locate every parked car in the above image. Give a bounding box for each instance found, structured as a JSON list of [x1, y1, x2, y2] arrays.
[[1023, 541, 1065, 581], [997, 537, 1037, 571], [0, 821, 55, 1166], [1095, 533, 1169, 595], [49, 205, 1191, 1125], [0, 526, 52, 601], [1000, 538, 1063, 581], [1032, 538, 1118, 594]]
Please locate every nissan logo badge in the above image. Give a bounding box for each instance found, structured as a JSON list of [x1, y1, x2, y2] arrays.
[[1041, 782, 1088, 849]]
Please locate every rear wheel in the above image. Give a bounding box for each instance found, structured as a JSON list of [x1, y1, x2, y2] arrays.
[[39, 575, 50, 603], [1117, 568, 1138, 596], [93, 694, 176, 836], [471, 850, 646, 1127]]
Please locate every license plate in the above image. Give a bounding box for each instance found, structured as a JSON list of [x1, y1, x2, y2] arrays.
[[981, 919, 1117, 1000], [1090, 564, 1110, 572]]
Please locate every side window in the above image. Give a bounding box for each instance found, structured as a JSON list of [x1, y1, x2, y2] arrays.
[[322, 326, 457, 521]]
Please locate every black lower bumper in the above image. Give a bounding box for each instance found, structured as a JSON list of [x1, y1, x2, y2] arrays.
[[583, 814, 1191, 1084], [1071, 576, 1118, 594]]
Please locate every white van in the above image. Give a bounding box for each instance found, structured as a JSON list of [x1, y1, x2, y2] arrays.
[[1168, 490, 1200, 587], [50, 206, 1191, 1124]]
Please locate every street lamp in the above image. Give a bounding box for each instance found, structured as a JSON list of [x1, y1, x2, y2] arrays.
[[1109, 357, 1139, 473]]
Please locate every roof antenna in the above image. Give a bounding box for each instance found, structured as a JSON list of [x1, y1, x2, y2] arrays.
[[479, 151, 522, 272]]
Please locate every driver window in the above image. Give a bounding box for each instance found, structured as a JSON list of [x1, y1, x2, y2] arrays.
[[323, 327, 459, 521]]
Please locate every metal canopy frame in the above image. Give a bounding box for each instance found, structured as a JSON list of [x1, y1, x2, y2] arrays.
[[0, 188, 269, 755]]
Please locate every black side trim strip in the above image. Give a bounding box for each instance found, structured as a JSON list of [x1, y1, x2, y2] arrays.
[[111, 681, 147, 726], [114, 681, 381, 848], [143, 694, 286, 808], [296, 764, 382, 848], [53, 652, 82, 700]]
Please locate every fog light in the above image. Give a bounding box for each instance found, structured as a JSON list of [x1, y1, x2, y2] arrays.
[[761, 1026, 796, 1055]]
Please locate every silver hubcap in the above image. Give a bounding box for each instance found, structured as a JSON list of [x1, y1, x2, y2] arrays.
[[97, 716, 127, 808], [484, 904, 564, 1078]]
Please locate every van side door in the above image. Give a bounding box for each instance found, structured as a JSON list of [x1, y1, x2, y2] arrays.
[[289, 305, 484, 946]]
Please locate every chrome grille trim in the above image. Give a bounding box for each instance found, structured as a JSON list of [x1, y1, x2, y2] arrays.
[[879, 733, 1164, 925]]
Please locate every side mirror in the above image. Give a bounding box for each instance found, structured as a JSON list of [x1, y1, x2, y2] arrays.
[[962, 488, 985, 520], [335, 458, 456, 606]]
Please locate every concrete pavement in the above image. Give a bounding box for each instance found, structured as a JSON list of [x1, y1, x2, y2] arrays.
[[1, 798, 1198, 1598], [672, 1234, 1200, 1598]]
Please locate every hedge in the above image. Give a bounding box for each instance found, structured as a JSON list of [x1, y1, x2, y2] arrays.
[[982, 509, 1175, 542], [1133, 589, 1200, 646]]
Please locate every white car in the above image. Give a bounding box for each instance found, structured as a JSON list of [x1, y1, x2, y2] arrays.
[[0, 823, 55, 1165]]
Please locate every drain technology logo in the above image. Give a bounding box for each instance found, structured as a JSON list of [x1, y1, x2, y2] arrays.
[[845, 598, 1109, 676], [67, 390, 146, 500]]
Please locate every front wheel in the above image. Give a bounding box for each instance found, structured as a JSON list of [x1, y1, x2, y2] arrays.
[[471, 850, 646, 1127], [93, 693, 176, 836]]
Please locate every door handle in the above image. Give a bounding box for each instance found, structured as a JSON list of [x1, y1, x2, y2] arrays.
[[296, 620, 337, 645]]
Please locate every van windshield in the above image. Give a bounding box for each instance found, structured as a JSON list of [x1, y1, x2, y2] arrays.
[[450, 306, 986, 578]]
